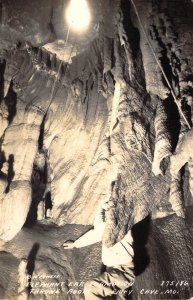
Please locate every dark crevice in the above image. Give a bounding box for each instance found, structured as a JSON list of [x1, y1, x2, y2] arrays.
[[46, 51, 52, 69], [25, 153, 50, 226], [25, 166, 46, 227], [181, 98, 192, 128], [132, 215, 151, 276], [48, 1, 57, 43], [151, 25, 176, 87], [38, 114, 46, 150], [0, 60, 6, 102], [167, 0, 193, 21], [121, 0, 140, 58], [164, 96, 181, 151], [5, 154, 15, 193], [4, 81, 17, 124], [171, 51, 181, 74], [45, 191, 52, 211], [0, 1, 2, 24], [0, 150, 5, 170], [0, 151, 7, 182]]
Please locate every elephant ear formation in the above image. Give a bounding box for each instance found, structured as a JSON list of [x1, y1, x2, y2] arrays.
[[169, 128, 193, 217]]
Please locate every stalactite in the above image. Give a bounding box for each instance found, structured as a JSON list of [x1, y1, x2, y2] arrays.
[[169, 172, 185, 218], [152, 99, 172, 175]]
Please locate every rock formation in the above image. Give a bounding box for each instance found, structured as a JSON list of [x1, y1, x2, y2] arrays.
[[0, 0, 193, 299]]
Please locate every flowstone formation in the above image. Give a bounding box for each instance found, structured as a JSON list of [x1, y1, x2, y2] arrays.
[[0, 0, 193, 299]]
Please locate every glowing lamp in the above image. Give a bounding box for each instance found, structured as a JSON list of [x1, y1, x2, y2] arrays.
[[66, 0, 91, 32]]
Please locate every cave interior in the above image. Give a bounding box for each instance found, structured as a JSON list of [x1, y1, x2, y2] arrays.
[[0, 0, 193, 299]]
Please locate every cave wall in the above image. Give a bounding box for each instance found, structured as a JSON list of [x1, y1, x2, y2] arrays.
[[0, 0, 193, 299]]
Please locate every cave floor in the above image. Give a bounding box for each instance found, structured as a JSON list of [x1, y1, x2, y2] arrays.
[[0, 207, 193, 300]]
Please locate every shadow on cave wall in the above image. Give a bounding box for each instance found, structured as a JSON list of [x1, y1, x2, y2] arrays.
[[132, 215, 151, 277], [26, 243, 40, 294]]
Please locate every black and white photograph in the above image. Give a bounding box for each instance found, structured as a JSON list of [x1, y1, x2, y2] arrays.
[[0, 0, 193, 299]]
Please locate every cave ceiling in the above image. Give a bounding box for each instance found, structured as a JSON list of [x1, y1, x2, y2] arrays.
[[0, 0, 116, 60]]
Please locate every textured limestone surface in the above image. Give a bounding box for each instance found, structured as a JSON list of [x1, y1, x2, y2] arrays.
[[0, 0, 193, 299]]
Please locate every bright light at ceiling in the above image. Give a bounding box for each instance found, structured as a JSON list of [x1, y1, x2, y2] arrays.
[[66, 0, 91, 32]]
